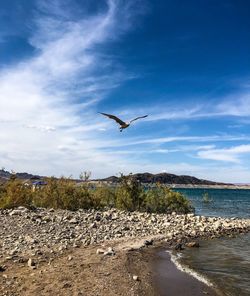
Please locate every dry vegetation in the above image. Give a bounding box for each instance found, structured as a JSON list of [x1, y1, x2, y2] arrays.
[[0, 173, 193, 214]]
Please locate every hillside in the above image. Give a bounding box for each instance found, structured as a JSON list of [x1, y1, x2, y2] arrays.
[[0, 169, 41, 183], [97, 172, 228, 185], [0, 169, 229, 186]]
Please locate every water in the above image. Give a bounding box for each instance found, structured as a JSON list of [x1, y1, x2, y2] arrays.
[[172, 188, 250, 296], [174, 188, 250, 218]]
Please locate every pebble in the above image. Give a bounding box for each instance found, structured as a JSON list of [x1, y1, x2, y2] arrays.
[[27, 258, 36, 269], [0, 206, 249, 263], [96, 249, 105, 255], [186, 241, 200, 248], [104, 247, 115, 256]]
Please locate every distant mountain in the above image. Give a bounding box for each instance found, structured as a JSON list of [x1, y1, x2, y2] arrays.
[[0, 169, 229, 186], [0, 169, 41, 182], [97, 172, 229, 185]]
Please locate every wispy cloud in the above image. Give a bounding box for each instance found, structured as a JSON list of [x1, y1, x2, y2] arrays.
[[119, 84, 250, 123], [109, 135, 250, 147], [197, 144, 250, 163], [1, 1, 250, 183], [0, 0, 144, 177]]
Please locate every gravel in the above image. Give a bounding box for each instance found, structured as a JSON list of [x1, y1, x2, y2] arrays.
[[0, 206, 249, 263]]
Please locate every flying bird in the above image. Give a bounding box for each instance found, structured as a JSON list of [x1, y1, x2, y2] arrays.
[[99, 112, 148, 132]]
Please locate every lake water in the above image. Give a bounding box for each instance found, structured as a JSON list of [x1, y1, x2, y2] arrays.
[[172, 188, 250, 296]]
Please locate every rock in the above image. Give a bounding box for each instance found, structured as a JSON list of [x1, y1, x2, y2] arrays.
[[0, 266, 6, 272], [0, 206, 249, 266], [25, 236, 38, 244], [95, 213, 102, 221], [62, 282, 71, 288], [9, 210, 22, 216], [90, 222, 97, 229], [69, 218, 78, 224], [186, 241, 200, 248], [213, 221, 222, 231], [96, 248, 105, 255], [68, 256, 73, 261], [9, 249, 18, 256], [175, 243, 184, 251], [132, 275, 139, 281], [166, 233, 173, 239], [151, 216, 157, 223], [42, 216, 51, 222], [9, 207, 29, 216], [104, 247, 115, 256], [144, 239, 153, 246], [27, 258, 36, 269]]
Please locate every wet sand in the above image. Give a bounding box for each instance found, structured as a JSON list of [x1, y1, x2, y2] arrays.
[[150, 248, 220, 296]]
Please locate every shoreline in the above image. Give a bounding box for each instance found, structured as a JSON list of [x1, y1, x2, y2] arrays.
[[0, 207, 249, 295], [151, 248, 220, 296], [0, 235, 230, 296], [1, 235, 225, 296]]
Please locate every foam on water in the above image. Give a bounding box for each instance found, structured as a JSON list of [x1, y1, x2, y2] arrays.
[[170, 188, 250, 296], [167, 250, 213, 287]]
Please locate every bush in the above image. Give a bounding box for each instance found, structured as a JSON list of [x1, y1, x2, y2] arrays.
[[0, 177, 33, 209], [144, 184, 193, 214], [34, 177, 93, 211], [202, 192, 213, 203], [115, 174, 145, 211], [0, 173, 193, 214], [92, 186, 116, 208]]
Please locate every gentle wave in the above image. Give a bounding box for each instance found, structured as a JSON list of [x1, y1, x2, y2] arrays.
[[171, 188, 250, 295], [167, 250, 213, 287]]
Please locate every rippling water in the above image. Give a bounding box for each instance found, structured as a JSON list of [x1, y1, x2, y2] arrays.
[[173, 188, 250, 296]]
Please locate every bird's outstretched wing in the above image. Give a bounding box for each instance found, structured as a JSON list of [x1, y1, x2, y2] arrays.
[[129, 115, 148, 124], [99, 112, 126, 126]]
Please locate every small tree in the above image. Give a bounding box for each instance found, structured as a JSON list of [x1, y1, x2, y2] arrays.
[[115, 173, 145, 211]]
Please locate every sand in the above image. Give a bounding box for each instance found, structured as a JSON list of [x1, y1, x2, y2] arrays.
[[151, 249, 220, 296], [0, 237, 221, 296]]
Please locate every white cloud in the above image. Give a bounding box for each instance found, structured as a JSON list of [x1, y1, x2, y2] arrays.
[[1, 1, 250, 183], [110, 135, 250, 147], [197, 144, 250, 163], [0, 0, 143, 178], [215, 94, 250, 117], [121, 85, 250, 123]]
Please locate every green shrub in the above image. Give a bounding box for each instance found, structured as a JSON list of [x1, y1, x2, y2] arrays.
[[115, 174, 145, 211], [202, 192, 213, 203], [34, 177, 93, 211], [0, 173, 193, 214], [0, 177, 33, 209], [143, 184, 193, 214], [92, 186, 116, 208]]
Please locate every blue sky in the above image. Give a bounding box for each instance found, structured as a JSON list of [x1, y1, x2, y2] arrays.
[[1, 0, 250, 182]]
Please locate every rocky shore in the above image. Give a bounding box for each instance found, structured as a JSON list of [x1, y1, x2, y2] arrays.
[[1, 206, 249, 262], [0, 207, 250, 296]]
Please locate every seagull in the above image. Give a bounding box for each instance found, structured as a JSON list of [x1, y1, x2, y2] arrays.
[[99, 112, 148, 132]]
